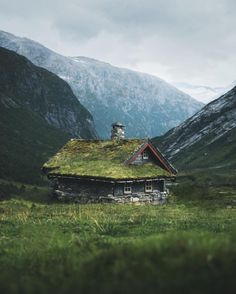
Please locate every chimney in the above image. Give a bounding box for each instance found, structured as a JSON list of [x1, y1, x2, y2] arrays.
[[111, 122, 125, 140]]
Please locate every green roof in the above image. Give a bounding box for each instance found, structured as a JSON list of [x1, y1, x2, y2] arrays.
[[43, 139, 173, 180]]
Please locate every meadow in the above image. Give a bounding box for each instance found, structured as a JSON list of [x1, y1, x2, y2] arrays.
[[0, 178, 236, 294]]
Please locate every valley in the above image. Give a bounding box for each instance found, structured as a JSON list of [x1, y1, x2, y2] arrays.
[[0, 27, 236, 294], [0, 30, 203, 138]]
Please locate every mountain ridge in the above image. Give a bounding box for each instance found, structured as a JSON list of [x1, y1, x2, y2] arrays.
[[152, 86, 236, 171], [0, 30, 204, 139], [0, 46, 97, 138]]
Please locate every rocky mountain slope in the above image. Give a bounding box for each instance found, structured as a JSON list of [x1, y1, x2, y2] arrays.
[[0, 46, 97, 138], [152, 86, 236, 170], [0, 30, 203, 138], [0, 47, 97, 183]]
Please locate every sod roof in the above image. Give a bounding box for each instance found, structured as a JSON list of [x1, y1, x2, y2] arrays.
[[43, 139, 174, 180]]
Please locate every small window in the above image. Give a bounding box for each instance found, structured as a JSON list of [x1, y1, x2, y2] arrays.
[[137, 154, 142, 160], [124, 183, 132, 194], [142, 150, 149, 159], [145, 180, 152, 192]]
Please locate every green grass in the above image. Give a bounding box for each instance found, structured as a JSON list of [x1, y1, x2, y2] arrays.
[[44, 139, 171, 179], [0, 182, 236, 294]]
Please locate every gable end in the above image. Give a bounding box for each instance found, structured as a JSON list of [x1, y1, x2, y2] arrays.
[[125, 140, 177, 175]]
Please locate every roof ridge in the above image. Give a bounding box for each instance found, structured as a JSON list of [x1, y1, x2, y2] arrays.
[[70, 138, 144, 142]]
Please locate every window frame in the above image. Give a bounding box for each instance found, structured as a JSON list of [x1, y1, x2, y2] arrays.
[[145, 180, 153, 192], [124, 182, 132, 194], [142, 150, 149, 160]]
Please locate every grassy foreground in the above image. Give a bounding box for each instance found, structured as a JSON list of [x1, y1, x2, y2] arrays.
[[0, 183, 236, 294]]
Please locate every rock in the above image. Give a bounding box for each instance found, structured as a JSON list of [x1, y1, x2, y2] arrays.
[[133, 202, 142, 206], [131, 197, 140, 203]]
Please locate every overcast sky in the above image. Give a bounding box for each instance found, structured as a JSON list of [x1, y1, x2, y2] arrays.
[[0, 0, 236, 88]]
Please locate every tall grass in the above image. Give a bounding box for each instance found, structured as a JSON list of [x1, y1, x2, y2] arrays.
[[1, 127, 236, 293], [0, 190, 236, 294]]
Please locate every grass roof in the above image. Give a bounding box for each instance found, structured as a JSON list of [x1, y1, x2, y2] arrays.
[[43, 139, 172, 180]]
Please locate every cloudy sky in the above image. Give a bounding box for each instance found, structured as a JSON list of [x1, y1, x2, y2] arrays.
[[0, 0, 236, 91]]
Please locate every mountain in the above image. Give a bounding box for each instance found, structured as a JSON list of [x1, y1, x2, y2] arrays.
[[174, 81, 236, 103], [0, 46, 97, 139], [0, 47, 97, 183], [152, 86, 236, 171], [0, 30, 204, 139]]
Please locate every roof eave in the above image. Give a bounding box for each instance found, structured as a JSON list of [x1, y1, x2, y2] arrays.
[[47, 173, 176, 182]]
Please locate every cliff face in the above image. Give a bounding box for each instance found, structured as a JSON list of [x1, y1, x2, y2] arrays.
[[0, 46, 97, 139]]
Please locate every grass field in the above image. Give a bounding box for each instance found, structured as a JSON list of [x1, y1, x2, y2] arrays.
[[0, 179, 236, 294]]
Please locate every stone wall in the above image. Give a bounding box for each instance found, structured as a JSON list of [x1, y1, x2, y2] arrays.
[[49, 177, 168, 204], [110, 191, 168, 204]]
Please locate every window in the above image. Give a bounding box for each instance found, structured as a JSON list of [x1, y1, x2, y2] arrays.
[[124, 183, 132, 194], [160, 180, 165, 192], [145, 180, 152, 192], [142, 150, 149, 159]]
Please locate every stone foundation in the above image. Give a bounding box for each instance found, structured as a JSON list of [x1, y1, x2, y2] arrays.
[[52, 189, 168, 204]]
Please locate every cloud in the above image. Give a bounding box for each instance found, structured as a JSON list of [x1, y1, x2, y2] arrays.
[[0, 0, 236, 88]]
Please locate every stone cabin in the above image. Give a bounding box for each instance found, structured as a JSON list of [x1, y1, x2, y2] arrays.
[[42, 122, 177, 203]]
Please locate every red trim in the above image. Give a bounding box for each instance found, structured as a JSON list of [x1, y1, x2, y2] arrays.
[[148, 144, 172, 173], [126, 142, 172, 174], [126, 143, 148, 164]]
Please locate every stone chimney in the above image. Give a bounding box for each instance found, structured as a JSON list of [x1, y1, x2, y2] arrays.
[[111, 122, 125, 140]]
